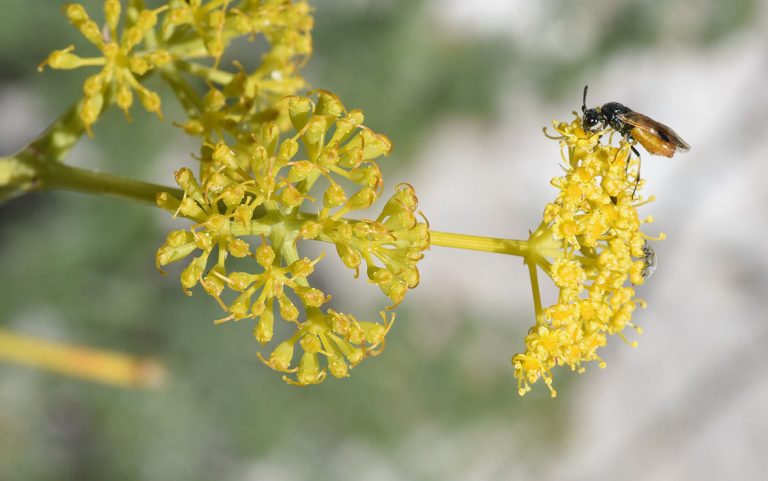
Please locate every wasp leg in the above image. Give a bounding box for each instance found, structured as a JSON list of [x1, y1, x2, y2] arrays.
[[630, 145, 641, 197]]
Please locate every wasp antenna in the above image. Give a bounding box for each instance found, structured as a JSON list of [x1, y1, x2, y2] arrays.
[[582, 85, 589, 113]]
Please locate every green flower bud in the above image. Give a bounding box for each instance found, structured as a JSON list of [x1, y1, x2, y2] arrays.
[[256, 243, 276, 268], [300, 334, 322, 354], [279, 183, 304, 208], [220, 184, 245, 209], [300, 221, 322, 239], [304, 116, 328, 147], [336, 243, 361, 273], [263, 339, 296, 372], [181, 256, 206, 294], [227, 238, 250, 258], [327, 356, 349, 378], [278, 295, 299, 322], [295, 352, 326, 385], [323, 183, 346, 209], [228, 272, 257, 291], [203, 88, 227, 112], [202, 266, 226, 297], [368, 266, 393, 285], [347, 187, 377, 210], [286, 160, 316, 183], [288, 96, 313, 131], [254, 302, 274, 344], [296, 286, 328, 308], [230, 292, 252, 319], [315, 90, 345, 117], [361, 129, 392, 159]]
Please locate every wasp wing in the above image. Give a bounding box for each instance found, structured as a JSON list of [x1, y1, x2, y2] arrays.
[[617, 111, 690, 151]]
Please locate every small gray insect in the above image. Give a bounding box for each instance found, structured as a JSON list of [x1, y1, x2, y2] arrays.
[[641, 242, 657, 279]]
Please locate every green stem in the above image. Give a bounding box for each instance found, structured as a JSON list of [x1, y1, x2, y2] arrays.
[[429, 230, 528, 257], [20, 102, 85, 165], [35, 161, 180, 204], [175, 60, 234, 85], [160, 65, 204, 117], [8, 140, 551, 263], [527, 262, 543, 319]]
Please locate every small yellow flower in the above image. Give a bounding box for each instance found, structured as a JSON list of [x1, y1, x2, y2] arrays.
[[514, 115, 663, 397], [550, 258, 586, 290], [39, 2, 172, 134]]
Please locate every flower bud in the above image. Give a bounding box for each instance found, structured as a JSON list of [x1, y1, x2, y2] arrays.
[[290, 258, 315, 278], [115, 83, 133, 114], [233, 204, 256, 227], [327, 356, 349, 378], [79, 94, 103, 134], [295, 352, 325, 385], [303, 116, 328, 146], [202, 266, 226, 297], [336, 243, 361, 273], [315, 90, 344, 117], [129, 56, 150, 76], [347, 187, 377, 210], [137, 87, 162, 118], [180, 256, 205, 293], [104, 0, 121, 31], [229, 292, 251, 319], [368, 266, 393, 285], [288, 96, 313, 131], [323, 183, 346, 208], [300, 221, 322, 239], [203, 88, 226, 112], [254, 303, 274, 344], [278, 295, 299, 321], [228, 272, 256, 291], [286, 160, 315, 183], [279, 183, 304, 208], [329, 310, 351, 336], [300, 334, 322, 354], [361, 129, 392, 159], [38, 46, 81, 71], [296, 287, 328, 307], [220, 183, 245, 208], [264, 339, 295, 372], [256, 243, 276, 268], [227, 238, 250, 258]]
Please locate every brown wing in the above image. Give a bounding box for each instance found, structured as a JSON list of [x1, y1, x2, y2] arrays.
[[618, 111, 690, 152]]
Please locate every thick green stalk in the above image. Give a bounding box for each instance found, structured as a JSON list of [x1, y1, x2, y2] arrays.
[[35, 161, 181, 204]]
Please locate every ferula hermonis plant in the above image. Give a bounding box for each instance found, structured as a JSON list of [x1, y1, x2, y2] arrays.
[[0, 0, 668, 396]]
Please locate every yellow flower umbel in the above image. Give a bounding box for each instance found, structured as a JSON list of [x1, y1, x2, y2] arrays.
[[39, 1, 170, 134], [39, 0, 313, 136], [512, 116, 664, 397], [156, 91, 429, 385]]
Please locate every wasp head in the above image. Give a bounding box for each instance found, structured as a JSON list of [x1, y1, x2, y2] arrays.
[[582, 107, 601, 131], [581, 85, 602, 131]]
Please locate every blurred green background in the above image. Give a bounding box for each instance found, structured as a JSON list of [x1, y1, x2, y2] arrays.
[[1, 1, 766, 480]]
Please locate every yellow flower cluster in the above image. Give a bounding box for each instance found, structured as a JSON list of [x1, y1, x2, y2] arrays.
[[39, 1, 169, 134], [39, 0, 312, 135], [156, 92, 429, 384], [513, 117, 663, 397]]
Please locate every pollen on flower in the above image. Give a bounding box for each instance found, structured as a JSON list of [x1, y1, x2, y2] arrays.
[[514, 115, 662, 396]]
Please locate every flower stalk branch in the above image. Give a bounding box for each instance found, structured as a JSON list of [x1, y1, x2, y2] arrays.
[[0, 328, 165, 388]]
